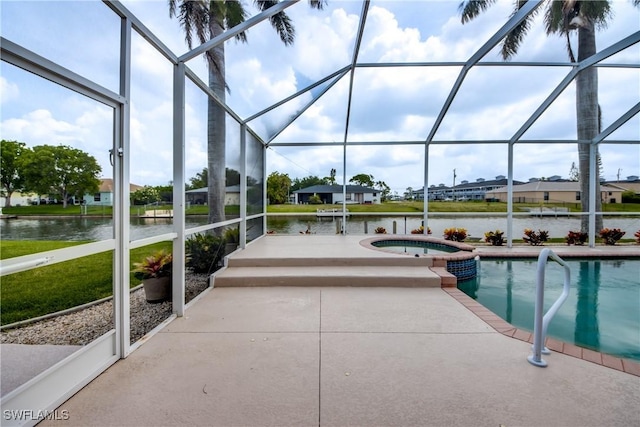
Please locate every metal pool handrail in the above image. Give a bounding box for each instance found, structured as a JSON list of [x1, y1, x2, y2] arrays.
[[528, 248, 571, 368]]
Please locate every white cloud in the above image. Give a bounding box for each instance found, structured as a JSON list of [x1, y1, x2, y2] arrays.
[[2, 109, 81, 144], [0, 76, 19, 104]]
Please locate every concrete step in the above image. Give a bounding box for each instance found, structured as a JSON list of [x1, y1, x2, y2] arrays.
[[226, 256, 433, 268], [214, 266, 441, 288]]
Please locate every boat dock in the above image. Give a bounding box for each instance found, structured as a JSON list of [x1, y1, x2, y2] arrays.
[[316, 208, 350, 218]]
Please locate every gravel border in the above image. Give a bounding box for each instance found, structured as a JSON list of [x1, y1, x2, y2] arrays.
[[0, 273, 210, 346]]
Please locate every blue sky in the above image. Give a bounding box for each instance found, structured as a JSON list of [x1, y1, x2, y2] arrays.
[[1, 0, 638, 195]]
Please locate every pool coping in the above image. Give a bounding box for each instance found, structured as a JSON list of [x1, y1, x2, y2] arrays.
[[442, 287, 640, 377]]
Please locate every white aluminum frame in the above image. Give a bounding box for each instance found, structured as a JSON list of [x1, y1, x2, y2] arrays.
[[0, 0, 637, 421]]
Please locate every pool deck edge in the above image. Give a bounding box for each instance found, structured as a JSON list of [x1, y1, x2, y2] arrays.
[[442, 287, 640, 377]]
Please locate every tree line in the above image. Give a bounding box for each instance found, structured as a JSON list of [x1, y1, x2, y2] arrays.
[[1, 140, 101, 208]]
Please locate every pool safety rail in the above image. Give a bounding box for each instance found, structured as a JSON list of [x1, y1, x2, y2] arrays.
[[528, 248, 571, 367]]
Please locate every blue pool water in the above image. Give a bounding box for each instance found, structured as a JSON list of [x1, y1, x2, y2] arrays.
[[458, 258, 640, 361]]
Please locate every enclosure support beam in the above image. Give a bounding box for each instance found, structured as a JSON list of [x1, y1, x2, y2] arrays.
[[115, 15, 133, 357], [172, 61, 187, 317], [588, 143, 597, 248], [507, 143, 514, 248], [423, 142, 430, 236], [240, 125, 248, 249]]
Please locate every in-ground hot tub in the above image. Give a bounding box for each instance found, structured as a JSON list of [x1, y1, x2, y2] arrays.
[[360, 235, 478, 281]]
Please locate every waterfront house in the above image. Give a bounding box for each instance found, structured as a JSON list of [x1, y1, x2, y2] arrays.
[[485, 181, 623, 204], [84, 179, 144, 206], [293, 184, 380, 204], [185, 185, 241, 206]]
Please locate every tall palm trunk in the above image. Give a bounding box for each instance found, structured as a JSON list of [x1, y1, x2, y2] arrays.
[[207, 23, 227, 229], [576, 22, 603, 233]]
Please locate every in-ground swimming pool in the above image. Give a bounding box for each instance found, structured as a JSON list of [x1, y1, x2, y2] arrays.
[[458, 258, 640, 361]]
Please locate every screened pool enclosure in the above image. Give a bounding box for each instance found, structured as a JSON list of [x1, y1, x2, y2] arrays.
[[0, 0, 638, 423]]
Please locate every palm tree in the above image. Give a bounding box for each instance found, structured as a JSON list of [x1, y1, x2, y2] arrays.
[[169, 0, 326, 226], [459, 0, 638, 233]]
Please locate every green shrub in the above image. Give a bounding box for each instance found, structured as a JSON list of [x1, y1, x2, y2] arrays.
[[565, 231, 588, 245], [484, 230, 505, 246], [443, 227, 467, 242], [224, 227, 240, 244], [621, 190, 640, 204], [599, 228, 625, 245], [185, 233, 225, 274], [410, 226, 431, 234], [523, 228, 549, 246], [308, 194, 322, 204]]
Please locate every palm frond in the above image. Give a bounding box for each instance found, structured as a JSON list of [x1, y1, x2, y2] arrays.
[[544, 0, 576, 61], [270, 12, 295, 45], [500, 1, 540, 60], [225, 0, 248, 43], [544, 0, 564, 34], [255, 1, 295, 46], [459, 0, 497, 24], [580, 0, 613, 30], [168, 0, 210, 49], [309, 0, 327, 10]]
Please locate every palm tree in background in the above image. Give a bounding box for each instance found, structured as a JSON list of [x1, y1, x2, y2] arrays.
[[459, 0, 639, 233], [169, 0, 326, 226]]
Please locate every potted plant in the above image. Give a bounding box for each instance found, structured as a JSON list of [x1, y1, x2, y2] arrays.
[[133, 250, 173, 303]]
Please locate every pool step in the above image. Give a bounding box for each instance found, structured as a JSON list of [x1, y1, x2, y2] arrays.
[[214, 265, 441, 288]]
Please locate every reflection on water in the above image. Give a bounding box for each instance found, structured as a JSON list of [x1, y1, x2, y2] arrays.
[[458, 259, 640, 361], [576, 261, 600, 350]]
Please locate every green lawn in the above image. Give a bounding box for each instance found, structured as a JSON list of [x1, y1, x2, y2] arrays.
[[2, 204, 113, 216], [0, 240, 171, 325]]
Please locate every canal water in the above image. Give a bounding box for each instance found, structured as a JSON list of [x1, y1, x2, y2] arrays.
[[1, 215, 638, 241], [268, 215, 639, 240]]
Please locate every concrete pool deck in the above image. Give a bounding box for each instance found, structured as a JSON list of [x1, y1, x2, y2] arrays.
[[40, 235, 640, 426]]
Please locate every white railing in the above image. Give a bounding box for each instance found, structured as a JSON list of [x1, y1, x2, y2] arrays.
[[0, 256, 52, 276], [528, 248, 571, 367]]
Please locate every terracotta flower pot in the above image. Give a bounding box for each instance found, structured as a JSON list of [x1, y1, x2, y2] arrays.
[[143, 276, 171, 303]]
